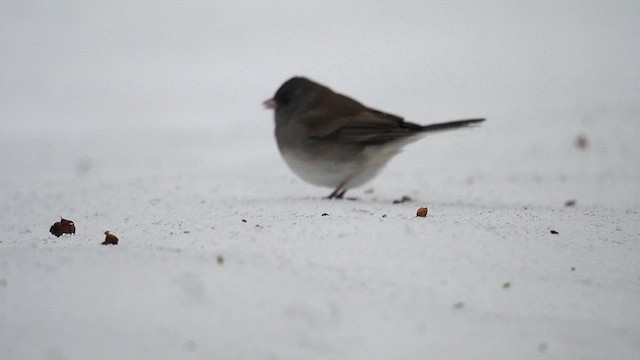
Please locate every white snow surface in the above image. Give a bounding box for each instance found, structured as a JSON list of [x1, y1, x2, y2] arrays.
[[1, 1, 640, 359]]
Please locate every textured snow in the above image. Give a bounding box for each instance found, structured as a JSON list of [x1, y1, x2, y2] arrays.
[[1, 1, 640, 359]]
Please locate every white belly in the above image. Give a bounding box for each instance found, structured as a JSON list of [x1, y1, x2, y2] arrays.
[[280, 146, 400, 189]]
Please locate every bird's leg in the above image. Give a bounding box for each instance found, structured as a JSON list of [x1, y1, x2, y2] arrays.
[[326, 182, 348, 199], [327, 188, 347, 199]]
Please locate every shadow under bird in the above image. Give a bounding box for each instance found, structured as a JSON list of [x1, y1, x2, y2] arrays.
[[264, 77, 485, 199]]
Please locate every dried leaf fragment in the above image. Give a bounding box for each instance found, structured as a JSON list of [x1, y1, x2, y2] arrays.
[[49, 218, 76, 237], [102, 231, 119, 245]]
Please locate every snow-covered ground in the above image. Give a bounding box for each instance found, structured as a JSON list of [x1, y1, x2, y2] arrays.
[[1, 1, 639, 359]]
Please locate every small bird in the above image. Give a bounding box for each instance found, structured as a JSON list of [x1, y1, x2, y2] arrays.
[[264, 77, 485, 199]]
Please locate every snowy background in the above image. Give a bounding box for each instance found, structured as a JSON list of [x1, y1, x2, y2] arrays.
[[1, 1, 639, 359]]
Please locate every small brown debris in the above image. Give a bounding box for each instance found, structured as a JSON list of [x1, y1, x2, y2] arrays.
[[241, 219, 247, 223], [321, 213, 329, 216], [183, 340, 198, 352], [416, 207, 428, 217], [564, 199, 577, 207], [502, 282, 511, 289], [49, 217, 76, 237], [453, 302, 465, 309], [538, 342, 549, 353], [393, 195, 412, 204], [102, 231, 119, 245], [575, 135, 588, 150], [550, 230, 559, 235]]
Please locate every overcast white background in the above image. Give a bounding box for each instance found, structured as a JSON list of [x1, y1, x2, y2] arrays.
[[1, 1, 639, 359]]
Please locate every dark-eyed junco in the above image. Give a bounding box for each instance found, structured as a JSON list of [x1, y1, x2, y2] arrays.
[[264, 77, 485, 199]]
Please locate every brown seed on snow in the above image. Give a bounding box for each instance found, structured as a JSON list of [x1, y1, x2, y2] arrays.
[[416, 207, 428, 217], [575, 135, 588, 150], [49, 218, 76, 237], [102, 231, 119, 245]]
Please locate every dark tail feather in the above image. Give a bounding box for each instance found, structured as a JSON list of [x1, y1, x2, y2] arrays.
[[420, 118, 485, 132]]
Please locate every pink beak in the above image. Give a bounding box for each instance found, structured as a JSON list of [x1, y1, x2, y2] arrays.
[[263, 98, 277, 109]]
